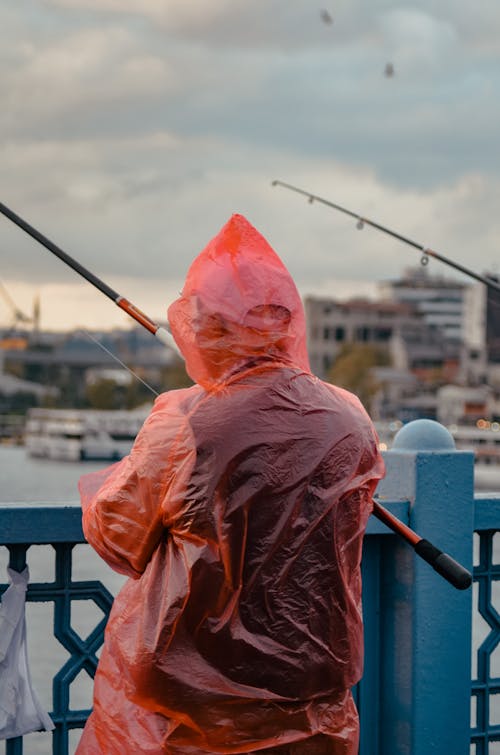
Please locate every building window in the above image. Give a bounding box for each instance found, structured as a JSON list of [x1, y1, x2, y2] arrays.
[[374, 328, 392, 342], [335, 327, 345, 341], [356, 326, 370, 342]]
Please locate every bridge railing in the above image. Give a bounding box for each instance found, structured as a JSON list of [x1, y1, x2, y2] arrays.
[[1, 419, 499, 755]]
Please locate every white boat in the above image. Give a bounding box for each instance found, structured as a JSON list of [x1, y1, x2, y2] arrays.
[[24, 406, 152, 462]]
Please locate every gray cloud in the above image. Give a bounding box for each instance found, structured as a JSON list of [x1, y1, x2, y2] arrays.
[[3, 2, 498, 188], [1, 1, 499, 329]]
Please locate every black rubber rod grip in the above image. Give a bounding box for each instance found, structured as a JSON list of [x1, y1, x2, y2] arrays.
[[414, 539, 472, 590]]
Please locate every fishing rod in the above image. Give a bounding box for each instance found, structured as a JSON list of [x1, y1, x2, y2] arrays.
[[270, 180, 473, 588], [372, 499, 471, 589], [0, 200, 471, 590], [272, 180, 500, 294], [0, 201, 173, 346]]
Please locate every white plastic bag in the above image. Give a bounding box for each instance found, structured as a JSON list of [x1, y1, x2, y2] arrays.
[[0, 566, 55, 740]]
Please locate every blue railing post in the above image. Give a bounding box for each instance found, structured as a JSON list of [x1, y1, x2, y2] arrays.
[[375, 419, 475, 755]]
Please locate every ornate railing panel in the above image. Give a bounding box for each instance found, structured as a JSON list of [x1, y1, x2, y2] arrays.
[[0, 505, 117, 755], [471, 496, 500, 754]]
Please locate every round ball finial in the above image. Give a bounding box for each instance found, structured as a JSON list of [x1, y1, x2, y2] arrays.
[[392, 419, 455, 451]]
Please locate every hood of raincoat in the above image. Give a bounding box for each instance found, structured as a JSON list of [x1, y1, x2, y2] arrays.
[[168, 214, 311, 389]]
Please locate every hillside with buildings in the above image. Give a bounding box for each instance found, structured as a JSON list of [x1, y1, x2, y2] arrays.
[[1, 266, 500, 442], [306, 266, 500, 425], [0, 324, 189, 441]]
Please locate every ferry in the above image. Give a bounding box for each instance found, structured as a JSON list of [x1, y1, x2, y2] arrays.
[[24, 406, 152, 462]]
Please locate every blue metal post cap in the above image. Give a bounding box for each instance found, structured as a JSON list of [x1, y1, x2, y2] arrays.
[[392, 419, 456, 451]]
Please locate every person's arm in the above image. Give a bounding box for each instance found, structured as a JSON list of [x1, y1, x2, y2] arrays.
[[79, 389, 195, 578]]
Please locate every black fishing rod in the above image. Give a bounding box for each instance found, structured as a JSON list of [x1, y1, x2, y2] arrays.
[[0, 201, 173, 346], [271, 179, 474, 588], [0, 199, 471, 590], [272, 179, 500, 294], [372, 499, 471, 589]]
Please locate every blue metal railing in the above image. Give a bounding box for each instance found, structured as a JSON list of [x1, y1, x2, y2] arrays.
[[0, 508, 112, 755], [1, 419, 499, 754], [471, 495, 500, 754]]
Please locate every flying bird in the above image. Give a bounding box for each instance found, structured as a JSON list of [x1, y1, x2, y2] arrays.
[[320, 9, 333, 25]]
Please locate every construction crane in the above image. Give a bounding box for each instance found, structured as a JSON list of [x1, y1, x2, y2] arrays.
[[0, 278, 33, 329]]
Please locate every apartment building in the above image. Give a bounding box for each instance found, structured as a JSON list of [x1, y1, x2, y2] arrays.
[[379, 266, 467, 343], [304, 295, 459, 382]]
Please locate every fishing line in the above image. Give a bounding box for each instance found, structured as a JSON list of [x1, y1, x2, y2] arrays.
[[78, 329, 159, 397]]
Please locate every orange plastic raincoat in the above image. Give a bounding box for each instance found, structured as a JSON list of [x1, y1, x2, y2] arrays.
[[77, 214, 385, 754]]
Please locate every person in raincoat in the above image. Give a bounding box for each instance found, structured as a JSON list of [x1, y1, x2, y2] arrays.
[[77, 214, 385, 755]]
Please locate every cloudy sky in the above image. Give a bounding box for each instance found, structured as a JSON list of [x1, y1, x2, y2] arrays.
[[1, 0, 499, 331]]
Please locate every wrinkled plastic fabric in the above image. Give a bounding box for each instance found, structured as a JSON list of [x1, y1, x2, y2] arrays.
[[0, 567, 55, 740], [77, 214, 385, 754]]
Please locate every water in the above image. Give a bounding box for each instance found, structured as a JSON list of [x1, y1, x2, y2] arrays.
[[0, 445, 107, 504], [0, 446, 127, 754]]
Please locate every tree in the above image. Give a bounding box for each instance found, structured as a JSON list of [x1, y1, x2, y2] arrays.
[[159, 357, 194, 391], [85, 378, 123, 410], [327, 343, 390, 412]]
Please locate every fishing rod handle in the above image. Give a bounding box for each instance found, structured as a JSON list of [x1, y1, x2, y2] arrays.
[[414, 538, 472, 590], [372, 501, 472, 590]]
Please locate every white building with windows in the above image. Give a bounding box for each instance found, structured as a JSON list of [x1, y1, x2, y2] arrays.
[[304, 297, 413, 378], [304, 294, 459, 382], [378, 266, 468, 343]]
